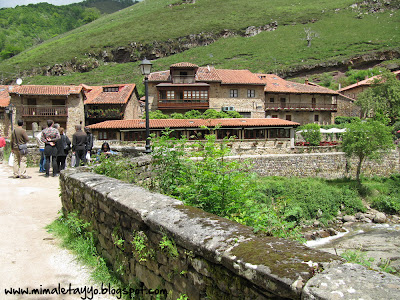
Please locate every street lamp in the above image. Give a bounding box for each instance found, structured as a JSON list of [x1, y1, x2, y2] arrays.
[[140, 58, 152, 153]]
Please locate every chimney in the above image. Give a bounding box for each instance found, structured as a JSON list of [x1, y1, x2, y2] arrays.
[[305, 78, 309, 85]]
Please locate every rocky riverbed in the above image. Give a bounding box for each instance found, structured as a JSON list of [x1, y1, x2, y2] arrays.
[[304, 209, 400, 273]]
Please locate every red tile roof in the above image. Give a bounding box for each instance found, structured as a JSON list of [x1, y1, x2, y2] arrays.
[[170, 62, 199, 68], [84, 84, 137, 105], [215, 69, 266, 85], [88, 118, 299, 130], [149, 65, 266, 85], [9, 85, 83, 96], [257, 74, 338, 95], [0, 85, 10, 108], [338, 70, 400, 92]]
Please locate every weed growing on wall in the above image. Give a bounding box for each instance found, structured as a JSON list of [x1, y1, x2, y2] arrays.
[[131, 231, 153, 262], [159, 235, 179, 258], [46, 211, 132, 296]]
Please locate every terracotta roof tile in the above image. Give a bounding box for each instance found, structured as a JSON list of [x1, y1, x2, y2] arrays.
[[215, 69, 266, 85], [84, 84, 136, 105], [88, 118, 299, 130], [170, 62, 199, 68], [0, 85, 10, 107], [9, 85, 83, 96], [257, 74, 338, 94]]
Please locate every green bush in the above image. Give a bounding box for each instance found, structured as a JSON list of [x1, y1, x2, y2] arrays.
[[300, 123, 321, 146]]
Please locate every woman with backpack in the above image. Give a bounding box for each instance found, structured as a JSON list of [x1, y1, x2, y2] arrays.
[[55, 127, 71, 175]]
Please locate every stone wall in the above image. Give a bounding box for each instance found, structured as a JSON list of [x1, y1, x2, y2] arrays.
[[239, 150, 400, 179], [60, 169, 343, 299]]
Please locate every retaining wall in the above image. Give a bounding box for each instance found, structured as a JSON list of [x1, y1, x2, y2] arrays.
[[60, 169, 343, 299]]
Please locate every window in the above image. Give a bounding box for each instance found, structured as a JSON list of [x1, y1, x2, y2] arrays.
[[230, 89, 238, 98], [167, 91, 175, 100], [244, 129, 265, 139], [200, 90, 208, 100], [52, 99, 65, 106], [314, 115, 319, 122], [286, 115, 292, 121], [239, 112, 251, 118], [280, 98, 286, 103], [103, 87, 119, 92], [312, 97, 316, 108], [98, 131, 117, 140], [269, 128, 290, 138], [270, 98, 275, 103], [247, 89, 255, 98], [27, 98, 36, 106], [124, 131, 145, 141], [272, 114, 278, 118]]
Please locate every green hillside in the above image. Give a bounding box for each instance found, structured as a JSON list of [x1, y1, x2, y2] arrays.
[[0, 0, 137, 61], [0, 0, 398, 88]]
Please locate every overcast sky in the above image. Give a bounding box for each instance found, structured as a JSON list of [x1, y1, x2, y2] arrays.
[[0, 0, 84, 8]]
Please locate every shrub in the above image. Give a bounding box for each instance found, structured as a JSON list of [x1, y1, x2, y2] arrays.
[[300, 123, 321, 146]]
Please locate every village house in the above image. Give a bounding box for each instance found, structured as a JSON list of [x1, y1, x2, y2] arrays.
[[260, 75, 340, 125], [338, 70, 400, 100], [0, 85, 11, 136], [87, 118, 300, 149], [7, 85, 85, 137], [83, 84, 140, 129], [147, 62, 266, 118], [147, 62, 348, 125]]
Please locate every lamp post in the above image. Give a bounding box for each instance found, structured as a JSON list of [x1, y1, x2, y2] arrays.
[[5, 103, 15, 133], [140, 58, 152, 153]]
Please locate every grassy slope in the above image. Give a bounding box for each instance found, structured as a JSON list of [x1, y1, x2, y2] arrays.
[[1, 0, 398, 86]]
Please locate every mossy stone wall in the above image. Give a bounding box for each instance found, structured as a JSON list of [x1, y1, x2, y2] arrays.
[[60, 169, 343, 299]]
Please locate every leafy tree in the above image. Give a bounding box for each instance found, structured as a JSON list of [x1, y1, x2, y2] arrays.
[[342, 120, 394, 183], [184, 110, 202, 119], [170, 112, 185, 119], [356, 70, 400, 124], [300, 123, 321, 146], [147, 110, 169, 119]]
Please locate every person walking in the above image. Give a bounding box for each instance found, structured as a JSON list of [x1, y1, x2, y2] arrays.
[[10, 119, 30, 179], [35, 127, 46, 173], [85, 127, 93, 163], [41, 120, 60, 177], [72, 125, 87, 167], [0, 132, 6, 164], [55, 127, 71, 174]]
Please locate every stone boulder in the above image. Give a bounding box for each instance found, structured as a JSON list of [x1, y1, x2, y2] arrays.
[[374, 212, 387, 223]]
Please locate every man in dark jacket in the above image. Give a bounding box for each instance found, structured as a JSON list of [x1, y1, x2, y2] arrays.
[[11, 119, 30, 178], [41, 120, 60, 177], [72, 125, 87, 167]]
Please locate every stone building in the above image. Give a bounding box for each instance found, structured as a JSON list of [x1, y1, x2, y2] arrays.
[[338, 70, 400, 100], [147, 62, 346, 125], [147, 62, 266, 118], [260, 75, 339, 125], [83, 84, 140, 128], [0, 85, 11, 136], [88, 118, 299, 150], [8, 85, 85, 137]]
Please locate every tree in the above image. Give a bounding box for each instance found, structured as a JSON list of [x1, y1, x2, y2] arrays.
[[303, 27, 319, 47], [342, 120, 394, 183], [300, 123, 321, 146], [356, 70, 400, 124]]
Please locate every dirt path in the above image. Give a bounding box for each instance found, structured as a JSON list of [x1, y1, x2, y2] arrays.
[[0, 163, 116, 300]]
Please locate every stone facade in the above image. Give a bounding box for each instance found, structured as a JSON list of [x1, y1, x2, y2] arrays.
[[265, 93, 336, 125]]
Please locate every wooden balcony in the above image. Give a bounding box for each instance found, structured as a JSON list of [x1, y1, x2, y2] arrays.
[[265, 103, 337, 111], [158, 99, 209, 110], [22, 105, 68, 117]]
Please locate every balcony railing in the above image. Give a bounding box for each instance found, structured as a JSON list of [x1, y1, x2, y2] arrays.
[[22, 105, 68, 117], [158, 99, 209, 110], [265, 103, 337, 111], [172, 75, 196, 84]]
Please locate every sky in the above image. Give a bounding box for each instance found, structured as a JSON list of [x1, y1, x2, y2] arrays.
[[0, 0, 84, 8]]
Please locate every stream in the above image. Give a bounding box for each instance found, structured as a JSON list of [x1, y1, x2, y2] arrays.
[[306, 222, 400, 272]]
